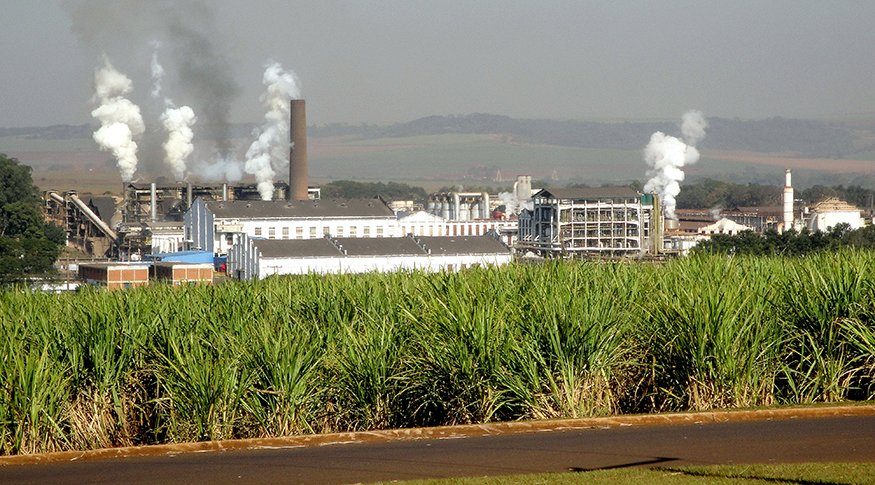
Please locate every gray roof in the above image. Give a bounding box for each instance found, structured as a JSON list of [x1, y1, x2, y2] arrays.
[[252, 238, 342, 258], [334, 237, 427, 256], [534, 187, 641, 201], [247, 235, 510, 259], [205, 198, 394, 219], [417, 235, 510, 255]]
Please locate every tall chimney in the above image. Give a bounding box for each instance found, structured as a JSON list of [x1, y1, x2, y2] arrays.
[[150, 183, 157, 222], [289, 99, 308, 200], [783, 169, 793, 232]]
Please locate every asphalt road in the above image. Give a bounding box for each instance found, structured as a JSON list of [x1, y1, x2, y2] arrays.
[[1, 412, 874, 485]]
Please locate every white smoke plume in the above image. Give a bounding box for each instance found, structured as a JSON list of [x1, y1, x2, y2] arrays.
[[150, 42, 165, 100], [643, 110, 707, 220], [151, 45, 197, 182], [244, 62, 301, 200], [191, 154, 243, 183], [160, 106, 197, 181], [91, 58, 145, 182], [497, 192, 533, 217]]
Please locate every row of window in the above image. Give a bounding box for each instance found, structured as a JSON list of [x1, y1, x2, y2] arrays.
[[252, 226, 387, 239], [248, 223, 501, 240]]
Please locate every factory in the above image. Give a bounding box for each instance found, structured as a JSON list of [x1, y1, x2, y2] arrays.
[[46, 98, 528, 282], [515, 187, 661, 258]]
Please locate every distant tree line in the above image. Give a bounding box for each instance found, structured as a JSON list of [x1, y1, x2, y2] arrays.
[[309, 113, 871, 158], [320, 180, 429, 202], [693, 223, 875, 257], [676, 179, 875, 211], [0, 154, 65, 286]]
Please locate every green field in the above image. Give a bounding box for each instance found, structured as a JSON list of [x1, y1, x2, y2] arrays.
[[2, 252, 875, 455]]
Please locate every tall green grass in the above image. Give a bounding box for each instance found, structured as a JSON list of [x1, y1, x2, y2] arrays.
[[1, 251, 874, 454]]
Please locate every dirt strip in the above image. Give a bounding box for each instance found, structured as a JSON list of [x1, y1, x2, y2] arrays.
[[3, 404, 874, 466]]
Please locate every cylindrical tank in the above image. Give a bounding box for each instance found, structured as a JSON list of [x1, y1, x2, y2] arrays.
[[441, 200, 450, 220], [427, 201, 436, 214], [459, 202, 469, 221], [482, 192, 490, 219], [452, 192, 461, 221], [471, 202, 480, 220]]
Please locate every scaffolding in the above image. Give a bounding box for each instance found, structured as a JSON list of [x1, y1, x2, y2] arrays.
[[517, 188, 659, 258]]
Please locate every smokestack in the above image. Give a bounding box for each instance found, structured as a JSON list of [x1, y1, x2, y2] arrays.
[[151, 183, 157, 223], [222, 183, 228, 201], [288, 99, 308, 200], [187, 182, 193, 208], [783, 169, 793, 232]]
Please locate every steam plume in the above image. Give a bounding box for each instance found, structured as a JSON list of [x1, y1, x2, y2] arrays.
[[244, 62, 301, 200], [643, 110, 707, 220], [150, 42, 165, 100], [91, 58, 145, 182], [160, 106, 197, 181], [151, 46, 197, 182]]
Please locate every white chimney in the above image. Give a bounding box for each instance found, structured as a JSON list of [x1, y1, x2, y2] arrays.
[[783, 169, 793, 232]]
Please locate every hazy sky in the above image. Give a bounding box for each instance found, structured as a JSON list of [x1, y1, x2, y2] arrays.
[[2, 1, 874, 128]]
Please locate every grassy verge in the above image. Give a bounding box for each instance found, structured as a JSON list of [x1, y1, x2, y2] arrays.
[[371, 463, 875, 485]]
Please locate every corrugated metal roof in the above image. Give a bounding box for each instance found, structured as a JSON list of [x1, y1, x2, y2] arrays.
[[334, 237, 427, 256], [205, 199, 395, 219], [534, 187, 641, 200], [246, 235, 511, 259], [417, 236, 511, 255], [253, 238, 343, 258]]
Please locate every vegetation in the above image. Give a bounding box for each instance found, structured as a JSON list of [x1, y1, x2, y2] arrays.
[[693, 224, 875, 256], [0, 153, 64, 285], [370, 463, 875, 485], [320, 180, 429, 202], [2, 252, 875, 455]]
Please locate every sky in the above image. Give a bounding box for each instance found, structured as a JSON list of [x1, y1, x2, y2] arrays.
[[2, 0, 874, 129]]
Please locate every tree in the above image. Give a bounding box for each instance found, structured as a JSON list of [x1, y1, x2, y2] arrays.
[[0, 153, 63, 285]]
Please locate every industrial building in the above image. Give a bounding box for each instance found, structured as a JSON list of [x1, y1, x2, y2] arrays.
[[227, 233, 513, 280], [150, 262, 214, 286], [183, 197, 400, 254], [78, 263, 150, 290], [802, 198, 865, 232], [516, 187, 661, 258]]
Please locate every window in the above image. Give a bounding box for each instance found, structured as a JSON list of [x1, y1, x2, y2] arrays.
[[323, 227, 331, 236], [268, 227, 275, 239], [282, 227, 290, 239], [336, 226, 344, 237], [376, 227, 384, 237], [254, 227, 262, 237], [363, 226, 370, 237], [349, 226, 357, 237], [296, 227, 303, 239], [310, 227, 317, 238]]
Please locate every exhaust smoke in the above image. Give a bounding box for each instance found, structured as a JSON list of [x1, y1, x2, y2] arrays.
[[151, 45, 197, 182], [244, 62, 301, 200], [643, 110, 707, 220], [91, 58, 145, 183]]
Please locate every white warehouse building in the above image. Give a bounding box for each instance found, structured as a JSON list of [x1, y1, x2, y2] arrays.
[[227, 233, 513, 280], [184, 197, 399, 254]]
